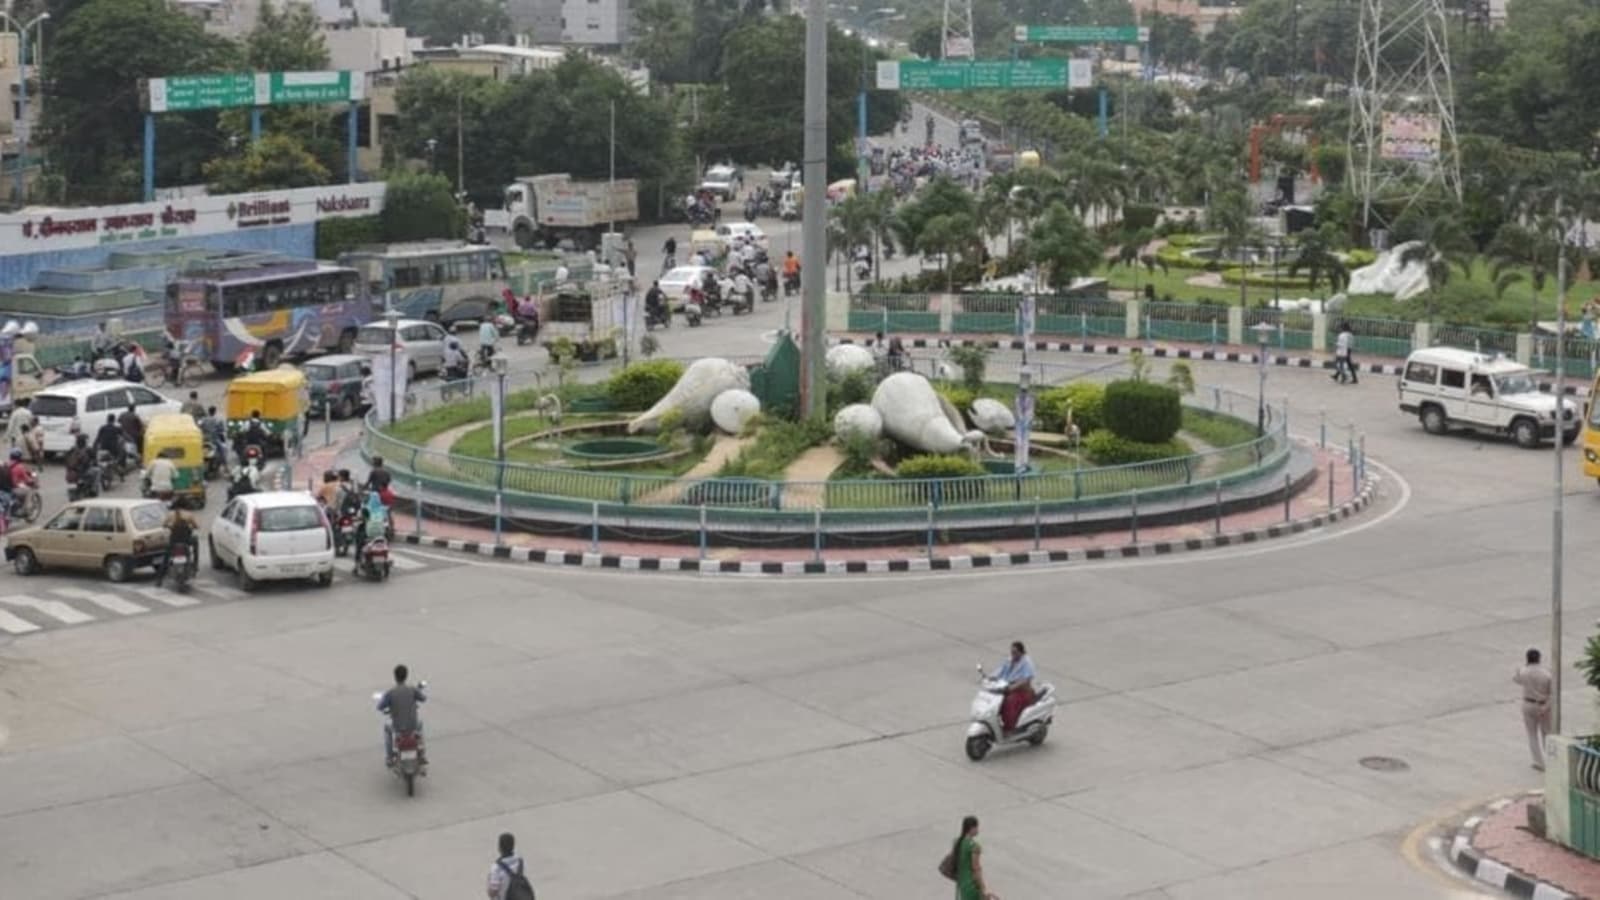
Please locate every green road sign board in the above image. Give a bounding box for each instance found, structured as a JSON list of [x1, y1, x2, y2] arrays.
[[1014, 25, 1149, 43], [147, 71, 363, 113], [875, 59, 1091, 91]]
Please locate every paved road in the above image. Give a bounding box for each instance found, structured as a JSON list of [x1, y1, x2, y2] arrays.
[[0, 110, 1572, 897]]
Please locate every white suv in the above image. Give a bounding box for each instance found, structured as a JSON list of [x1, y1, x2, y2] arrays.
[[1398, 347, 1579, 448], [208, 491, 335, 590]]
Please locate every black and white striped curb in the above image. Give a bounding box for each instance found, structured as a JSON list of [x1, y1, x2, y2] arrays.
[[1447, 794, 1574, 900], [389, 470, 1378, 577], [838, 336, 1590, 395]]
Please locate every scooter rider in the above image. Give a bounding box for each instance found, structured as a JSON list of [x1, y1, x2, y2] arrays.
[[94, 414, 125, 470], [201, 406, 228, 469], [65, 433, 96, 495], [994, 641, 1036, 734], [645, 281, 668, 324], [377, 664, 427, 766], [476, 314, 498, 369], [731, 269, 754, 311], [442, 337, 469, 380], [235, 410, 268, 459]]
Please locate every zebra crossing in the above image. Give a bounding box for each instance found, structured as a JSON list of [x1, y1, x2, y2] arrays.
[[0, 550, 436, 635]]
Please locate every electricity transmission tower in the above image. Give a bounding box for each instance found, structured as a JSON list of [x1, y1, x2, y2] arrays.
[[1349, 0, 1462, 234], [941, 0, 974, 59]]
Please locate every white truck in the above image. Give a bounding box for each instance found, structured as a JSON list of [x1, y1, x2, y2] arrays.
[[487, 174, 640, 251]]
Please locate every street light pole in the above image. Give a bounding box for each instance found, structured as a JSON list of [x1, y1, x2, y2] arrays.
[[1552, 222, 1571, 733], [1252, 321, 1273, 435], [3, 12, 49, 205], [385, 308, 399, 426]]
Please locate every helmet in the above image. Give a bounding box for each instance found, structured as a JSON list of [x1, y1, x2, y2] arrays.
[[8, 448, 21, 460]]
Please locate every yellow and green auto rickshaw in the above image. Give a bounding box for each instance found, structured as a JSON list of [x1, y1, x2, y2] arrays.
[[224, 368, 309, 459], [141, 413, 206, 508]]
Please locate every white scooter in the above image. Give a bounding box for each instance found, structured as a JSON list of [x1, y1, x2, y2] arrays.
[[965, 664, 1056, 761]]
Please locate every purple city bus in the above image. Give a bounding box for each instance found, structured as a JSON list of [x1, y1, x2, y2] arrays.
[[166, 259, 372, 370]]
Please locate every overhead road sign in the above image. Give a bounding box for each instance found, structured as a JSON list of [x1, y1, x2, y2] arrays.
[[146, 71, 364, 113], [876, 59, 1093, 91], [1014, 25, 1149, 43]]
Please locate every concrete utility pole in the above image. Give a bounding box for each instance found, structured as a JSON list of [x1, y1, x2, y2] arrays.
[[799, 0, 828, 419], [1552, 216, 1570, 733]]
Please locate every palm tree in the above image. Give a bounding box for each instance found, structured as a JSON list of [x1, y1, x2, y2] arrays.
[[917, 213, 975, 291], [862, 189, 899, 283], [1487, 222, 1552, 333], [829, 194, 872, 292], [1288, 225, 1350, 309], [1396, 214, 1475, 321], [1028, 202, 1103, 291], [1209, 187, 1260, 307]]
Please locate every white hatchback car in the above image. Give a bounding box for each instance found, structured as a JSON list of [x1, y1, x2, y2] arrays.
[[208, 491, 335, 589]]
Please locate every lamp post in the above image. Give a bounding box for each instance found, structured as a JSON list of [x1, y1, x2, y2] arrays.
[[1252, 320, 1274, 435], [1271, 238, 1286, 305], [2, 11, 49, 205], [425, 138, 438, 174], [491, 352, 509, 545], [1014, 369, 1033, 475], [385, 308, 400, 426]]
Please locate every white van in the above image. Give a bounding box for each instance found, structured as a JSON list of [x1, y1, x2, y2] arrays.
[[30, 380, 184, 454], [208, 491, 335, 590], [1398, 346, 1579, 447]]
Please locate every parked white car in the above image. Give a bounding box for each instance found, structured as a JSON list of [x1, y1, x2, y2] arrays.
[[30, 380, 184, 454], [1398, 346, 1579, 448], [208, 491, 335, 590]]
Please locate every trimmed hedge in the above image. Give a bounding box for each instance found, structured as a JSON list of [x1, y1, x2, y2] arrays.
[[896, 454, 986, 479], [1103, 379, 1182, 443], [1084, 430, 1194, 465], [606, 360, 685, 411], [1219, 267, 1316, 288], [1037, 382, 1105, 433]]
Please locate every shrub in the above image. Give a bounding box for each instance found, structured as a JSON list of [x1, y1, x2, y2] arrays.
[[1103, 379, 1182, 443], [719, 418, 831, 479], [827, 369, 875, 413], [1083, 430, 1193, 465], [947, 344, 990, 391], [316, 215, 381, 259], [1037, 382, 1105, 434], [606, 359, 684, 411], [1122, 204, 1160, 231], [838, 431, 885, 474], [934, 383, 978, 416], [895, 454, 986, 479]]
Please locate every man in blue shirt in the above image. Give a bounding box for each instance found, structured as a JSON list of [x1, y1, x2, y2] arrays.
[[995, 641, 1036, 734], [477, 312, 499, 369]]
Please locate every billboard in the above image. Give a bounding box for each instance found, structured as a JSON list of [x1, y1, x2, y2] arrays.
[[1380, 112, 1442, 163]]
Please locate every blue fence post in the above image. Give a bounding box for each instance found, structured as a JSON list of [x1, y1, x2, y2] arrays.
[[926, 502, 935, 558], [813, 508, 822, 563], [142, 113, 156, 202], [1328, 460, 1335, 508], [1283, 472, 1292, 522], [1080, 311, 1087, 338], [1214, 479, 1223, 534], [698, 504, 708, 561], [1130, 491, 1139, 544], [414, 477, 422, 538], [1358, 434, 1366, 483]]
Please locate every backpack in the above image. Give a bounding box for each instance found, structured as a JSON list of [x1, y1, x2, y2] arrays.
[[498, 858, 535, 900]]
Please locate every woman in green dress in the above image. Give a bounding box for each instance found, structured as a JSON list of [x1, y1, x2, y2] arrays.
[[952, 815, 996, 900]]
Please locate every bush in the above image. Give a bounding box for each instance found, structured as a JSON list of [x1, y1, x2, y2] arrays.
[[1083, 430, 1194, 465], [719, 418, 831, 479], [947, 344, 990, 391], [895, 454, 986, 479], [934, 383, 978, 416], [606, 359, 685, 411], [1037, 382, 1105, 434], [827, 369, 875, 413], [316, 215, 381, 259], [1103, 380, 1182, 443], [1123, 204, 1160, 232]]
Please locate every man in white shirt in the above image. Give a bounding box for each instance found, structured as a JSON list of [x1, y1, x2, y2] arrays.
[[477, 318, 498, 369], [1332, 321, 1357, 384], [486, 832, 529, 900]]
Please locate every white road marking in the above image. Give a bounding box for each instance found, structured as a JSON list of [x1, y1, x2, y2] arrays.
[[388, 551, 426, 571], [129, 586, 200, 608], [0, 608, 41, 634], [49, 587, 148, 616], [191, 581, 247, 601], [0, 594, 94, 624]]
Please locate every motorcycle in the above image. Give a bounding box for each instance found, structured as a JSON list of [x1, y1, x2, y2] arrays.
[[356, 536, 392, 581], [8, 484, 41, 523], [964, 664, 1057, 762], [203, 442, 227, 481], [334, 510, 359, 557], [375, 681, 428, 797], [729, 285, 755, 315], [645, 304, 671, 331], [96, 449, 124, 491], [783, 272, 800, 297], [682, 301, 704, 327], [166, 541, 196, 593], [760, 278, 778, 304], [68, 465, 101, 501], [515, 316, 540, 346], [227, 461, 262, 500], [491, 312, 517, 337]]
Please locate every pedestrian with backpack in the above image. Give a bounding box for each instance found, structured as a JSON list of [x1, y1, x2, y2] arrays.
[[487, 832, 536, 900]]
